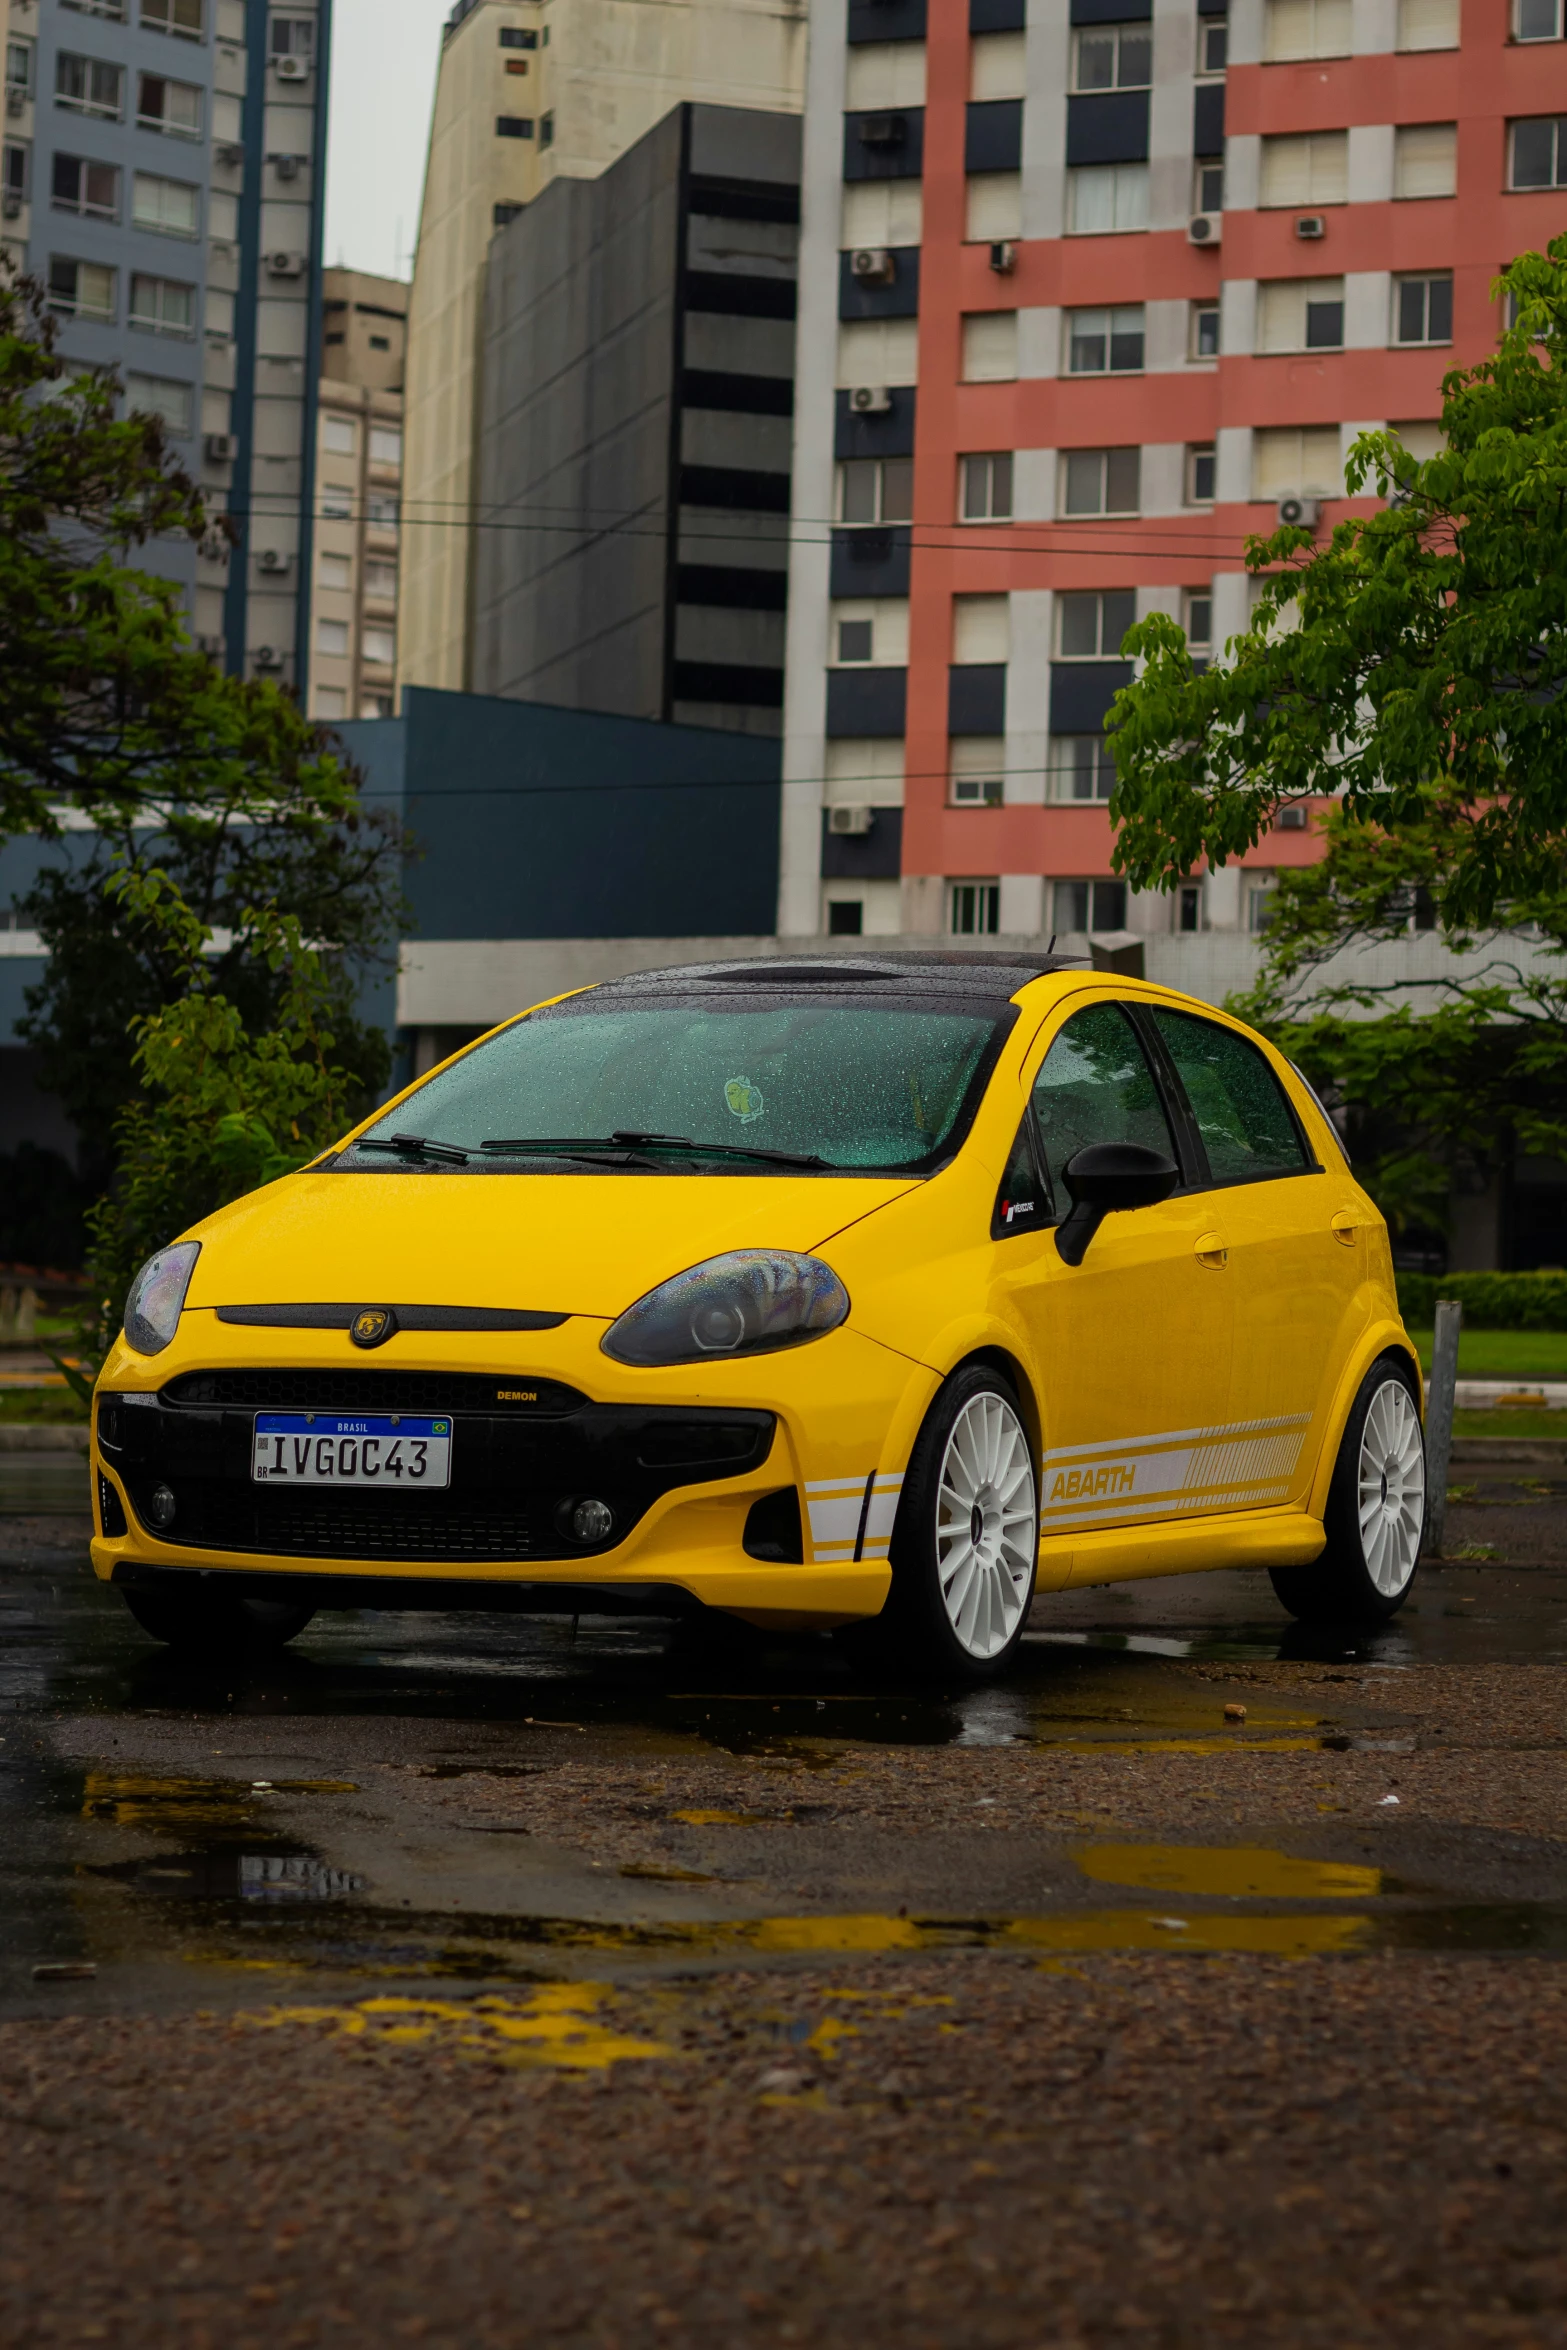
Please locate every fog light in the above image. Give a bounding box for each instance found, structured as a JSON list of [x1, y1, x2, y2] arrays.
[[569, 1497, 614, 1544], [147, 1483, 177, 1529]]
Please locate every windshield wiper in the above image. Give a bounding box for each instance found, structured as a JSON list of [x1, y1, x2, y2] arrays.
[[354, 1132, 471, 1165], [479, 1132, 830, 1170]]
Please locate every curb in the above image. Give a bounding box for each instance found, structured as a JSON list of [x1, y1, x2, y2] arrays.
[[0, 1427, 90, 1453]]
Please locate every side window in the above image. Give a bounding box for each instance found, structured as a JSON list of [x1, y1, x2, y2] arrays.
[[1030, 1002, 1177, 1199], [1149, 1008, 1309, 1183], [992, 1119, 1051, 1237]]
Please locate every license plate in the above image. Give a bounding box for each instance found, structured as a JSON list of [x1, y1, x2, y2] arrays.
[[251, 1414, 452, 1489]]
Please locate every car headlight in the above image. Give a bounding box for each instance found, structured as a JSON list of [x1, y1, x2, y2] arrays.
[[602, 1249, 849, 1368], [123, 1241, 201, 1356]]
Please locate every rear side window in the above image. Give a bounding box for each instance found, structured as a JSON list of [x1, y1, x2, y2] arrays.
[[1150, 1008, 1308, 1184], [1030, 1002, 1178, 1194]]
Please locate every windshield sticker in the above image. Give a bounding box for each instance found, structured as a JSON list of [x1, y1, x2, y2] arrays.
[[724, 1075, 765, 1124]]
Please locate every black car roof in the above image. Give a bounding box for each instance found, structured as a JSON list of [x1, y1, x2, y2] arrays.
[[585, 953, 1087, 1001]]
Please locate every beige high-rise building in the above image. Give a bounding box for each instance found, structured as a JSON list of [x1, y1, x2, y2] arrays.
[[398, 0, 806, 698], [308, 266, 407, 723]]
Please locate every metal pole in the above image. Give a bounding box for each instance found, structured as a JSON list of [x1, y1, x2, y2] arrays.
[[1424, 1297, 1463, 1557]]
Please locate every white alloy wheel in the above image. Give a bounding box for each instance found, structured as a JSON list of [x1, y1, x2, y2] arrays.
[[1357, 1377, 1426, 1597], [934, 1391, 1037, 1660]]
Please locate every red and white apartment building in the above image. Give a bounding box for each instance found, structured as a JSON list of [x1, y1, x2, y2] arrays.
[[778, 0, 1567, 946]]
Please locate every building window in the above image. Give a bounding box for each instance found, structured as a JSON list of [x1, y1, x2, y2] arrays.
[[129, 271, 195, 336], [320, 483, 353, 519], [369, 334, 390, 350], [1198, 12, 1228, 71], [137, 73, 202, 136], [1060, 445, 1141, 517], [960, 451, 1013, 521], [827, 900, 864, 936], [1257, 276, 1345, 352], [1071, 22, 1152, 89], [363, 626, 396, 667], [1190, 300, 1220, 359], [1048, 736, 1115, 803], [1184, 590, 1213, 652], [837, 617, 874, 662], [500, 25, 539, 45], [316, 618, 349, 657], [55, 53, 124, 119], [1053, 879, 1128, 934], [1178, 882, 1203, 931], [61, 0, 127, 17], [1252, 425, 1342, 499], [540, 112, 554, 148], [1510, 116, 1567, 186], [1394, 272, 1453, 344], [5, 40, 34, 101], [966, 170, 1021, 241], [370, 426, 402, 466], [961, 311, 1018, 381], [951, 737, 1006, 806], [833, 598, 910, 664], [1398, 0, 1459, 41], [1193, 157, 1225, 212], [1057, 588, 1136, 658], [1515, 0, 1563, 31], [323, 414, 356, 454], [46, 256, 115, 319], [1259, 131, 1348, 207], [142, 0, 205, 35], [950, 880, 1001, 936], [51, 155, 119, 219], [1066, 303, 1144, 374], [1246, 877, 1277, 932], [505, 54, 529, 72], [497, 114, 534, 138], [1263, 0, 1351, 59], [314, 687, 347, 719], [493, 200, 523, 227], [3, 141, 29, 202], [1186, 443, 1217, 504], [318, 552, 351, 590], [365, 560, 398, 602], [367, 495, 399, 538], [1067, 162, 1149, 234], [124, 370, 192, 432], [1394, 122, 1457, 198], [837, 456, 913, 524], [132, 170, 199, 237], [269, 15, 314, 56]]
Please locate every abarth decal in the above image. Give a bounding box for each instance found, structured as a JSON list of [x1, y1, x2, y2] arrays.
[[1038, 1415, 1311, 1529], [805, 1473, 904, 1564]]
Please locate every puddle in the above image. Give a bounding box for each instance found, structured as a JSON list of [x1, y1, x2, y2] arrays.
[[79, 1773, 357, 1831], [1072, 1842, 1383, 1900], [90, 1848, 365, 1902], [241, 1982, 673, 2070]]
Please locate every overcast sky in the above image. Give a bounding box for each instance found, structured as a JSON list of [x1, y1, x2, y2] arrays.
[[323, 0, 450, 284]]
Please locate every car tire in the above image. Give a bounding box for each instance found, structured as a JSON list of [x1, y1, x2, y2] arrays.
[[119, 1583, 317, 1656], [1269, 1354, 1426, 1626], [884, 1364, 1039, 1681]]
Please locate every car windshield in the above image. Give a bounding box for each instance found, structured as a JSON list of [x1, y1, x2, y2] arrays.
[[340, 994, 1011, 1176]]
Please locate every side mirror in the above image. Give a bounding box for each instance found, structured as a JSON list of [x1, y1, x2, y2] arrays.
[[1054, 1142, 1180, 1266]]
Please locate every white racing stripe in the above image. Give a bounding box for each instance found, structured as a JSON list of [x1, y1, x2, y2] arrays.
[[1038, 1416, 1310, 1528], [805, 1472, 904, 1563]]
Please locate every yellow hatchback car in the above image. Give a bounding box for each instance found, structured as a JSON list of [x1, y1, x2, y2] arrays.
[[90, 953, 1427, 1678]]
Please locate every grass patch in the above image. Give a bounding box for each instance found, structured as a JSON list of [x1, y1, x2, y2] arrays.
[[1450, 1406, 1565, 1442], [1408, 1328, 1567, 1379]]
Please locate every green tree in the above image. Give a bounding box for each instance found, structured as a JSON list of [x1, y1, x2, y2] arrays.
[[1107, 240, 1567, 929]]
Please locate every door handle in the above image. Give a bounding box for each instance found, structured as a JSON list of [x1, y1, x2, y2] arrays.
[[1194, 1232, 1228, 1269], [1330, 1209, 1361, 1247]]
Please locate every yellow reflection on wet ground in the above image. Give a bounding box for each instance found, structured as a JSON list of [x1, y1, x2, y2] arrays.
[[1001, 1911, 1371, 1957], [1072, 1842, 1383, 1900], [242, 1983, 674, 2071], [79, 1773, 358, 1831]]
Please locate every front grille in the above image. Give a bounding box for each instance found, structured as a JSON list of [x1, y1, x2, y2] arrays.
[[161, 1369, 586, 1416], [153, 1481, 538, 1562]]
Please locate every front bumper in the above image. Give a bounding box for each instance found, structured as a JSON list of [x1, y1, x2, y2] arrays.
[[90, 1314, 928, 1626]]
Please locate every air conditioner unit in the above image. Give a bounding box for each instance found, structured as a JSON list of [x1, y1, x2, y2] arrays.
[[988, 239, 1017, 275], [1278, 803, 1309, 830], [1, 192, 20, 220], [218, 141, 246, 166], [1276, 494, 1320, 528], [195, 632, 225, 657], [257, 548, 291, 575], [857, 111, 906, 147], [273, 153, 300, 181], [1295, 213, 1326, 240], [205, 431, 235, 463], [1187, 212, 1221, 246], [266, 250, 305, 278], [848, 384, 893, 415], [253, 645, 283, 670], [275, 52, 310, 79], [828, 805, 875, 836], [850, 246, 895, 284]]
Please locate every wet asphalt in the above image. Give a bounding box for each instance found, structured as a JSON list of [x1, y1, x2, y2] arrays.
[[3, 1487, 1567, 2348]]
